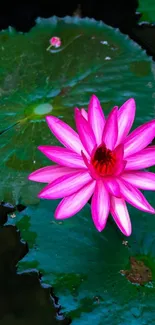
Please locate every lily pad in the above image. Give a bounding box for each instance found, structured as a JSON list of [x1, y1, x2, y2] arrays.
[[138, 0, 155, 23], [0, 16, 155, 204], [8, 189, 155, 324]]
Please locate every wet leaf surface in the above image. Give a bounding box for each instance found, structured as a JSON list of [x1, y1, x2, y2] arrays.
[[0, 17, 155, 205], [8, 191, 155, 325]]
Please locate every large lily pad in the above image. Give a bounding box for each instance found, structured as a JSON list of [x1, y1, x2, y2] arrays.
[[0, 16, 155, 205], [7, 189, 155, 324], [138, 0, 155, 23]]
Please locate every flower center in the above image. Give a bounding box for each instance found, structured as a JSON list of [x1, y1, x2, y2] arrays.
[[91, 144, 116, 176]]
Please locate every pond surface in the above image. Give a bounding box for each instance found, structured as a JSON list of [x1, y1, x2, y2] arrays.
[[0, 4, 155, 325]]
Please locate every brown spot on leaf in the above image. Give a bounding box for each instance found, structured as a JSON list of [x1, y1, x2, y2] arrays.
[[120, 256, 152, 285]]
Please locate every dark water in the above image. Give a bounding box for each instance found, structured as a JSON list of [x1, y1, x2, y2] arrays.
[[0, 202, 71, 324]]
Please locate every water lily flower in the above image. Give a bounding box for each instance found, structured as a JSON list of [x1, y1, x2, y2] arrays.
[[28, 95, 155, 236], [47, 36, 61, 51]]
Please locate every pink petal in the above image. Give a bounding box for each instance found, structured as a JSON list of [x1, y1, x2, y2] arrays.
[[117, 179, 155, 214], [110, 197, 132, 236], [102, 106, 118, 150], [88, 95, 106, 145], [91, 180, 110, 232], [104, 178, 121, 197], [124, 120, 155, 158], [114, 143, 124, 159], [81, 150, 99, 180], [81, 108, 88, 120], [38, 170, 92, 199], [116, 98, 136, 146], [74, 108, 96, 155], [121, 171, 155, 190], [45, 115, 86, 155], [28, 165, 76, 183], [125, 147, 155, 170], [113, 144, 127, 175], [55, 180, 96, 219], [114, 160, 127, 176], [38, 146, 86, 169]]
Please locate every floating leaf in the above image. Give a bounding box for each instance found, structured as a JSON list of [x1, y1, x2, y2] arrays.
[[8, 189, 155, 324], [0, 17, 155, 204], [138, 0, 155, 23]]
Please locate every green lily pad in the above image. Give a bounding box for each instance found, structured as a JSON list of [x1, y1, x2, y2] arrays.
[[7, 189, 155, 324], [0, 16, 155, 205], [138, 0, 155, 23]]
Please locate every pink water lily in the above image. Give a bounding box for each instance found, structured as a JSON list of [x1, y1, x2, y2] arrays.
[[28, 95, 155, 236]]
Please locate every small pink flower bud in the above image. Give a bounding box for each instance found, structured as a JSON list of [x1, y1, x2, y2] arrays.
[[50, 36, 61, 48]]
